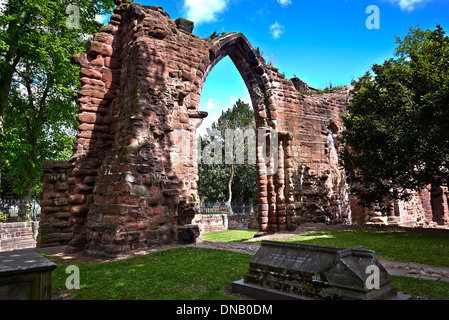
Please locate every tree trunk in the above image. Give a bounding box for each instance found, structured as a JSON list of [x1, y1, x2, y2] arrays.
[[0, 68, 14, 196], [0, 41, 20, 131], [227, 163, 234, 214]]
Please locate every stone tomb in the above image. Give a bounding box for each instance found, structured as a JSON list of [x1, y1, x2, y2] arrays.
[[0, 250, 56, 300], [232, 240, 411, 300]]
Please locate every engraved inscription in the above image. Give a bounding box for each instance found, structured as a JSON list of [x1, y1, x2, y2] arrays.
[[269, 253, 312, 264]]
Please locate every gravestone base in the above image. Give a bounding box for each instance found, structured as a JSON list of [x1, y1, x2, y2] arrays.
[[232, 279, 314, 300], [232, 279, 412, 300]]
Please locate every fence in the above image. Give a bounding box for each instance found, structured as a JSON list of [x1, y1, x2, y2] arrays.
[[0, 199, 41, 222], [199, 202, 257, 216], [198, 202, 259, 231]]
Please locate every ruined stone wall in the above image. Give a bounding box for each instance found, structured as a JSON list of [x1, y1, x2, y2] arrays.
[[67, 4, 218, 256], [0, 222, 39, 252], [38, 1, 449, 256], [194, 214, 228, 234], [266, 66, 352, 228], [38, 161, 72, 247], [65, 3, 129, 254], [36, 3, 354, 256], [350, 187, 449, 229]]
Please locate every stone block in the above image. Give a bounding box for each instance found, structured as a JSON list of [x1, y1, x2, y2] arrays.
[[70, 206, 90, 217], [68, 194, 85, 205], [175, 18, 194, 33], [87, 41, 113, 57], [53, 198, 68, 207], [54, 212, 71, 219]]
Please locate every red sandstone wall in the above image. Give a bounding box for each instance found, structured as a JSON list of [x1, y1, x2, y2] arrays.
[[38, 3, 354, 256], [0, 222, 39, 252], [269, 68, 352, 227], [38, 161, 72, 247], [37, 2, 446, 257]]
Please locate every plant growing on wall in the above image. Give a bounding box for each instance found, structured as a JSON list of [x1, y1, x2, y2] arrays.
[[253, 85, 275, 124], [207, 30, 229, 41]]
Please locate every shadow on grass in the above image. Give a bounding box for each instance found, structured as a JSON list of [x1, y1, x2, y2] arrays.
[[46, 247, 253, 300]]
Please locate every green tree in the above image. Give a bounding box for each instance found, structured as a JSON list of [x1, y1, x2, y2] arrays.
[[340, 25, 449, 210], [0, 0, 115, 197], [198, 99, 257, 210]]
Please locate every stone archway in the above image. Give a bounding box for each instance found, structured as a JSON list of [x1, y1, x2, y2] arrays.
[[197, 33, 282, 235], [38, 2, 354, 257]]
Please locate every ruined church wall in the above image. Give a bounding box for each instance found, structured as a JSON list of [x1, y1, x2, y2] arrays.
[[38, 2, 428, 257], [267, 65, 352, 227], [79, 6, 213, 256], [37, 3, 354, 256]]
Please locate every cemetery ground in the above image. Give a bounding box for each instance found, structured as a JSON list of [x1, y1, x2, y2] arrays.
[[37, 223, 449, 300]]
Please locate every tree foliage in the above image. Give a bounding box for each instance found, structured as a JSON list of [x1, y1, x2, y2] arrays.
[[340, 25, 449, 209], [0, 0, 115, 197], [198, 99, 257, 205]]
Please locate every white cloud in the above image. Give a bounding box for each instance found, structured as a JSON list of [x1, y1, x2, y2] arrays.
[[277, 0, 292, 7], [182, 0, 228, 24], [95, 14, 110, 25], [388, 0, 431, 11], [269, 22, 285, 39], [206, 98, 216, 110]]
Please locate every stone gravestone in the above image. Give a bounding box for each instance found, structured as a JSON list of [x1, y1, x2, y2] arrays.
[[232, 240, 411, 300], [0, 250, 57, 300]]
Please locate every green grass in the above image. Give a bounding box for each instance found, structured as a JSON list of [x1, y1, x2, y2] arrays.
[[201, 229, 449, 267], [201, 229, 258, 242], [45, 247, 252, 300], [42, 245, 449, 300], [41, 229, 449, 300], [390, 275, 449, 300], [274, 230, 449, 267]]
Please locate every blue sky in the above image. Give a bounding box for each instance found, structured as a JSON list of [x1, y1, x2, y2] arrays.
[[104, 0, 449, 133]]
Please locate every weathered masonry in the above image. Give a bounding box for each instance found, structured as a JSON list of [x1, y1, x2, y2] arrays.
[[37, 2, 353, 256], [38, 1, 360, 257], [38, 1, 449, 257]]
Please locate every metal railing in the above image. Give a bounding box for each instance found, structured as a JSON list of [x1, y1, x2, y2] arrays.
[[0, 198, 41, 222], [199, 202, 257, 216]]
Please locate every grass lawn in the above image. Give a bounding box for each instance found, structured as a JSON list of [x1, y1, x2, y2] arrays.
[[41, 229, 449, 300], [42, 245, 449, 300], [201, 229, 449, 267], [272, 230, 449, 267], [44, 247, 252, 300], [390, 275, 449, 300], [201, 229, 258, 242]]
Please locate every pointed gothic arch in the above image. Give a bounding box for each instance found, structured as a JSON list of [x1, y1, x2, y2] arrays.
[[195, 33, 281, 234]]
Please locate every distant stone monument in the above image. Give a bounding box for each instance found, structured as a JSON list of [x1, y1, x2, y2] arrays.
[[232, 240, 411, 300]]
